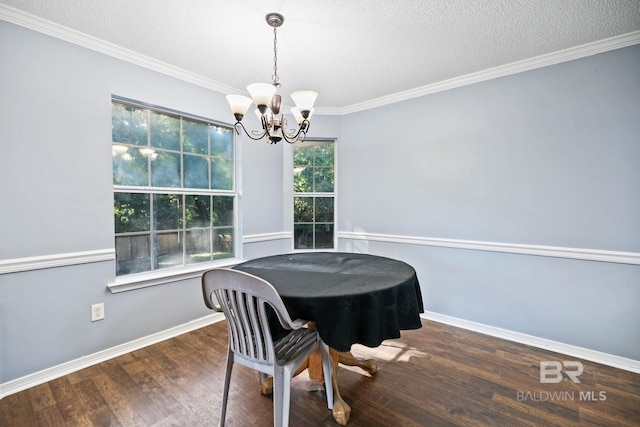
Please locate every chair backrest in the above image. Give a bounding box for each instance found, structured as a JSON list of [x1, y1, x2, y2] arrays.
[[202, 268, 295, 367]]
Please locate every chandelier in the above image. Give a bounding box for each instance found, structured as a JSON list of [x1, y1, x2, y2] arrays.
[[225, 13, 317, 144]]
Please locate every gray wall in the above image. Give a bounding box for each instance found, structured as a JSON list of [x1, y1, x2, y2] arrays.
[[338, 45, 640, 360], [1, 19, 639, 387], [0, 21, 289, 383]]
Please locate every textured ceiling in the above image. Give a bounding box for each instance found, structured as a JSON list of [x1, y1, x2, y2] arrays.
[[2, 0, 640, 110]]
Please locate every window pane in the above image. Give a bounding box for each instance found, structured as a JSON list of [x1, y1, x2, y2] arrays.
[[186, 229, 212, 264], [314, 167, 334, 192], [294, 224, 313, 249], [112, 101, 236, 277], [184, 154, 209, 189], [211, 126, 233, 158], [150, 112, 180, 151], [115, 235, 151, 275], [183, 119, 208, 154], [151, 151, 181, 188], [294, 167, 313, 192], [294, 197, 313, 222], [155, 232, 183, 270], [212, 158, 233, 190], [314, 144, 334, 166], [294, 146, 313, 167], [185, 195, 210, 228], [315, 224, 334, 249], [315, 197, 334, 222], [213, 228, 234, 258], [153, 194, 182, 230], [112, 146, 148, 186], [213, 196, 234, 226], [112, 104, 148, 146], [114, 193, 150, 233]]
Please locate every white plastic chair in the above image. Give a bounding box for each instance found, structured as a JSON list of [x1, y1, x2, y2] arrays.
[[202, 268, 334, 427]]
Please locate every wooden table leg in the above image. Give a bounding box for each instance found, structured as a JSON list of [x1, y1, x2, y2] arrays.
[[337, 351, 378, 374], [259, 361, 309, 395], [328, 347, 351, 425], [307, 347, 351, 425]]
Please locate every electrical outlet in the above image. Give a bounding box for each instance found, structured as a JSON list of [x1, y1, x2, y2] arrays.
[[91, 303, 105, 322]]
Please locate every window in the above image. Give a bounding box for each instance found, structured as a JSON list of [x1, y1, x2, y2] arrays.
[[112, 99, 236, 277], [293, 140, 335, 249]]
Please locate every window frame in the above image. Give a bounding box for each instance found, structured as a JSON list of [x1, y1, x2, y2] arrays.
[[291, 139, 337, 251], [109, 96, 240, 293]]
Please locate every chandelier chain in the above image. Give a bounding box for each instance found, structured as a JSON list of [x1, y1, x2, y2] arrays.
[[272, 26, 279, 84]]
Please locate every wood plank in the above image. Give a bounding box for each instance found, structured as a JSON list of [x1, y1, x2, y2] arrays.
[[2, 319, 639, 426]]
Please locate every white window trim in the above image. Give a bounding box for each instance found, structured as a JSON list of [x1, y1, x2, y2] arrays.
[[111, 96, 240, 286], [107, 257, 240, 293], [288, 138, 338, 251]]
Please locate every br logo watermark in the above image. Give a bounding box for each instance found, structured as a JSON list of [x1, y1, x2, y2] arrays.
[[540, 361, 583, 383], [516, 360, 606, 402]]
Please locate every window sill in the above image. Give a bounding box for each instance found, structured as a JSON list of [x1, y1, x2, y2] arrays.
[[107, 258, 241, 293]]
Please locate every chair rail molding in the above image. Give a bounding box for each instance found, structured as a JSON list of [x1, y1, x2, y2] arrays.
[[338, 231, 640, 265], [0, 249, 116, 275], [243, 232, 292, 244]]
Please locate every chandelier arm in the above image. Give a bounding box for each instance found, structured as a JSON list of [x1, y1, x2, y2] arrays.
[[234, 121, 269, 141], [280, 116, 299, 136], [280, 121, 310, 144]]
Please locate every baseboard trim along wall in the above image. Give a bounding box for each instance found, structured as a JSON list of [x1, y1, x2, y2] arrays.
[[422, 311, 640, 374], [0, 313, 225, 399], [338, 231, 640, 265], [2, 309, 638, 400]]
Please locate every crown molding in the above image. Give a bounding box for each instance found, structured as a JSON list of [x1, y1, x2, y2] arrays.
[[2, 5, 639, 116], [338, 30, 640, 115], [0, 4, 238, 95]]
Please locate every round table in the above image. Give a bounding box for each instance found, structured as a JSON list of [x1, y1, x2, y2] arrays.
[[234, 252, 424, 352], [234, 252, 424, 425]]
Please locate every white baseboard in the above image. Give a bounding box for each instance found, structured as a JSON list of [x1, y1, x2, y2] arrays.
[[421, 311, 640, 374], [3, 310, 638, 400], [0, 313, 225, 399]]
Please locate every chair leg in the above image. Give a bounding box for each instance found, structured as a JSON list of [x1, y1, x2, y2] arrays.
[[273, 366, 295, 427], [219, 350, 234, 427], [320, 341, 334, 410], [272, 368, 286, 427]]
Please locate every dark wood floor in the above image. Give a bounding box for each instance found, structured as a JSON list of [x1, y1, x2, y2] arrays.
[[2, 319, 639, 426]]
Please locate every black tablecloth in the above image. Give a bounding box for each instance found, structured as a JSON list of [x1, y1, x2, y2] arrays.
[[234, 252, 424, 352]]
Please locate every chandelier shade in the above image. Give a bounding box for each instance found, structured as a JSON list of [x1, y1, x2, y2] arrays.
[[291, 107, 314, 125], [290, 90, 318, 115], [246, 83, 278, 110], [226, 95, 253, 120], [225, 13, 317, 144]]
